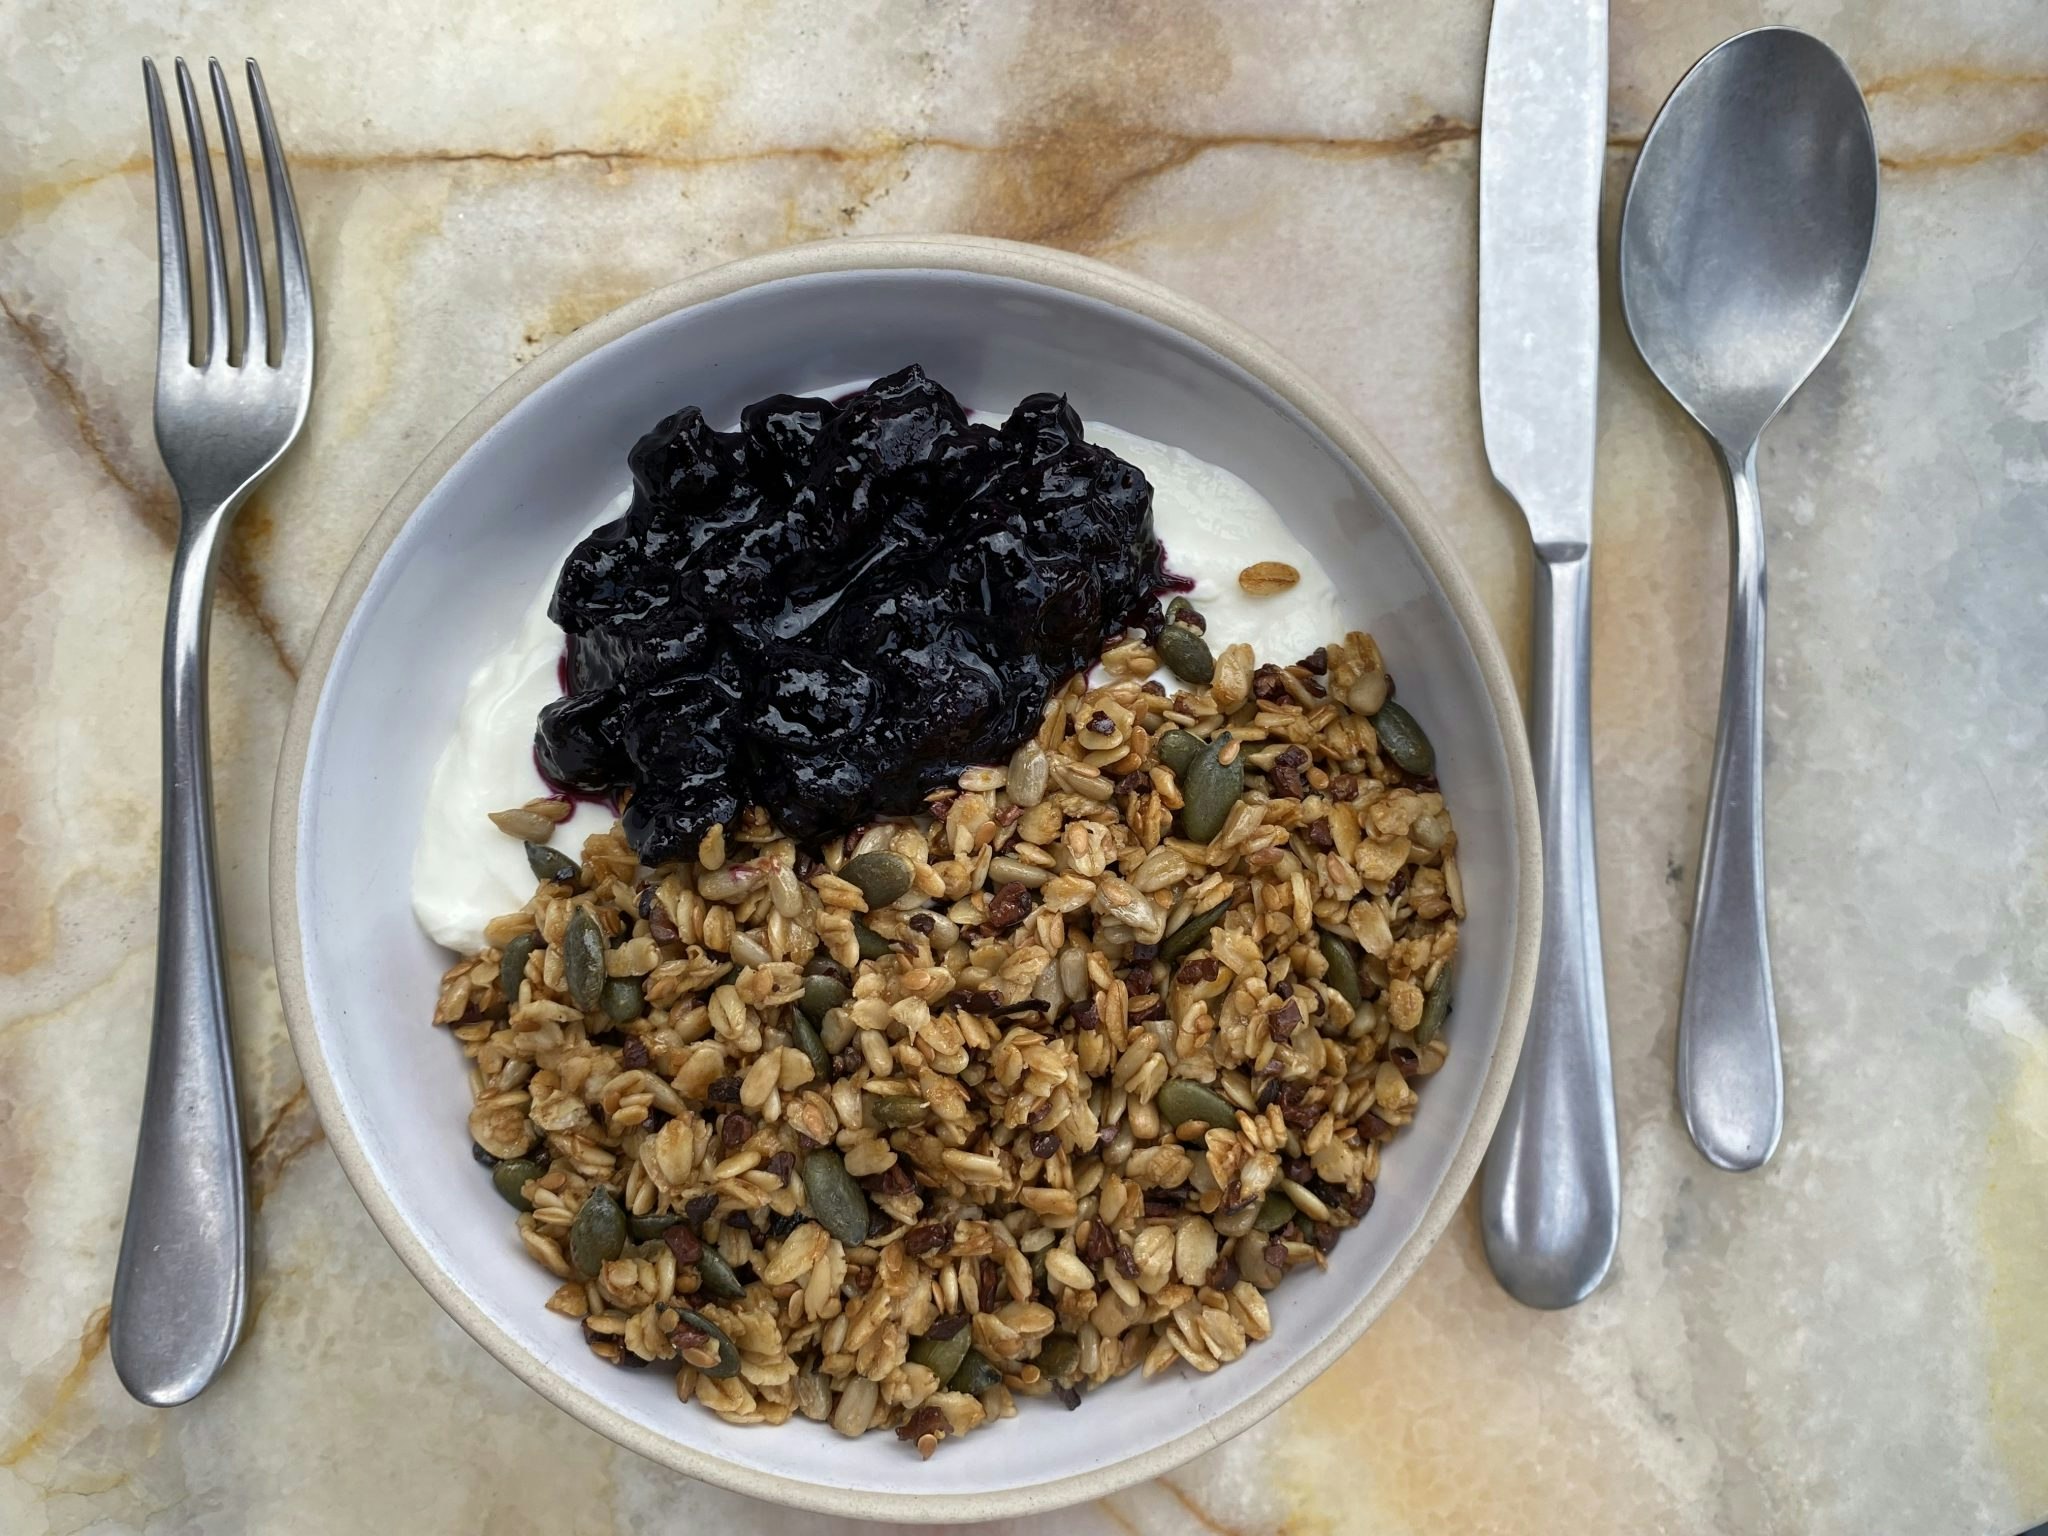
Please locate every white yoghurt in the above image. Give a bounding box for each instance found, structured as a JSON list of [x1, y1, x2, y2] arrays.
[[409, 492, 629, 950], [412, 428, 1341, 951], [1082, 421, 1345, 675]]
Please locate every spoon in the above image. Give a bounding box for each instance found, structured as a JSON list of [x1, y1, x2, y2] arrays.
[[1619, 27, 1877, 1170]]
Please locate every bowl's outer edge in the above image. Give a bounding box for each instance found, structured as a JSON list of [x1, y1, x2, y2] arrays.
[[270, 232, 1541, 1523]]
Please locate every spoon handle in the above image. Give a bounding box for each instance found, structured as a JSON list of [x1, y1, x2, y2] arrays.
[[1480, 548, 1621, 1308], [1678, 444, 1783, 1170]]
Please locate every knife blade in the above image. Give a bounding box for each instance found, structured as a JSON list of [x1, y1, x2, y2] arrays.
[[1475, 0, 1623, 1309], [1479, 0, 1605, 550]]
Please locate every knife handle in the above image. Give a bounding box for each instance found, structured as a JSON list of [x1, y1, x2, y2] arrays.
[[1675, 443, 1782, 1170], [1480, 547, 1621, 1309]]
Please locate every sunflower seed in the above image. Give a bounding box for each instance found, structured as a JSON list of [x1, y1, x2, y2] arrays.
[[1007, 739, 1050, 808], [490, 806, 560, 842]]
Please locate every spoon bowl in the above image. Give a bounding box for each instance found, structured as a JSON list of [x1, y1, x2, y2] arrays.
[[1621, 27, 1878, 448], [1619, 27, 1877, 1171]]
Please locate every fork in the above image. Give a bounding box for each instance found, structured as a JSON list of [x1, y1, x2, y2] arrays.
[[110, 56, 314, 1406]]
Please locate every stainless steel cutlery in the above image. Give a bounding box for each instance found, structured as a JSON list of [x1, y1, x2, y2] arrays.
[[112, 56, 314, 1405]]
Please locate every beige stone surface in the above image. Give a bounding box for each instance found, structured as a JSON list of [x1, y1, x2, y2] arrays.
[[3, 2, 2043, 1531]]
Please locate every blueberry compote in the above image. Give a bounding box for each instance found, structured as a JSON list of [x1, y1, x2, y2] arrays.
[[535, 365, 1169, 860]]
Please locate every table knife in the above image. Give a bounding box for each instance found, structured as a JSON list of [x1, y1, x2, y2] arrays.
[[1474, 0, 1622, 1309]]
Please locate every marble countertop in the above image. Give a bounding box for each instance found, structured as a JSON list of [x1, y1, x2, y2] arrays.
[[4, 2, 2044, 1532]]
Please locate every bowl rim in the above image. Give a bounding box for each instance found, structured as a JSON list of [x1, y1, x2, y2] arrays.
[[271, 233, 1541, 1522]]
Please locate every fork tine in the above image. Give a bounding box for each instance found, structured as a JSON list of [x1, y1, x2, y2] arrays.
[[244, 59, 312, 370], [172, 59, 231, 367], [143, 60, 193, 368], [207, 58, 267, 368]]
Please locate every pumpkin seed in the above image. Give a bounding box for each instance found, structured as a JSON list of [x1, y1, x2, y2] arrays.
[[627, 1210, 681, 1241], [800, 974, 850, 1024], [854, 922, 894, 961], [1255, 1190, 1297, 1232], [1371, 700, 1435, 777], [802, 1148, 874, 1246], [563, 907, 606, 1012], [986, 855, 1051, 888], [1180, 732, 1243, 843], [841, 850, 913, 908], [1155, 728, 1205, 778], [1214, 1198, 1261, 1238], [1317, 928, 1363, 1007], [696, 1248, 747, 1300], [792, 1011, 834, 1080], [1035, 1332, 1080, 1381], [491, 1158, 543, 1211], [568, 1186, 626, 1276], [865, 1092, 930, 1129], [908, 1329, 973, 1384], [1155, 623, 1215, 685], [498, 933, 537, 1003], [1417, 972, 1452, 1046], [949, 1349, 1003, 1396], [524, 842, 579, 885], [674, 1308, 741, 1379], [1165, 596, 1205, 631], [600, 976, 643, 1024], [1159, 899, 1232, 964], [1156, 1077, 1239, 1131]]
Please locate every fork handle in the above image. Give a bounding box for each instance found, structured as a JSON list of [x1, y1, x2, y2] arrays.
[[112, 503, 250, 1405], [1480, 547, 1622, 1308]]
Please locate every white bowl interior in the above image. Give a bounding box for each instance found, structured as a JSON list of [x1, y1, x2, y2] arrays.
[[297, 266, 1522, 1506]]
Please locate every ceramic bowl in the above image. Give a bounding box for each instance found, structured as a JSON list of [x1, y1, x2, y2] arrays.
[[273, 234, 1539, 1521]]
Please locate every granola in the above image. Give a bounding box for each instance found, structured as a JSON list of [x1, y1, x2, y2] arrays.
[[433, 628, 1461, 1455]]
